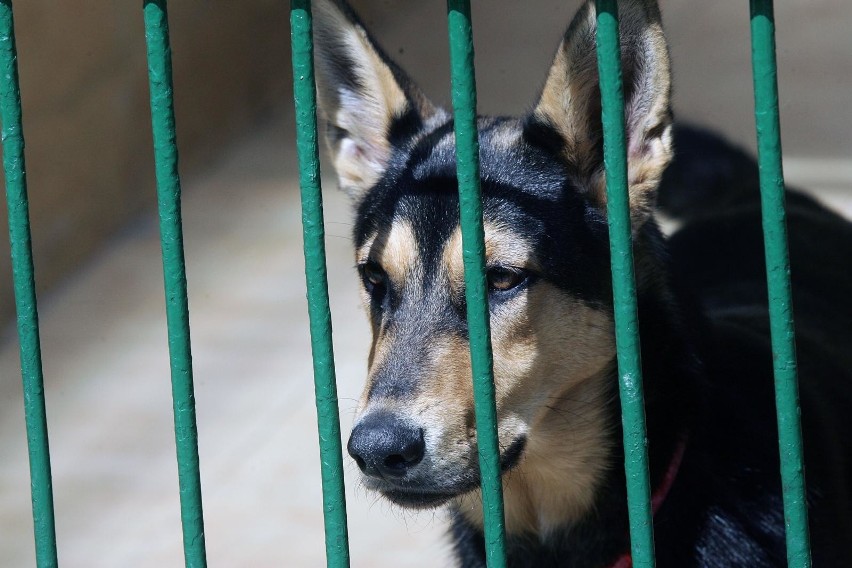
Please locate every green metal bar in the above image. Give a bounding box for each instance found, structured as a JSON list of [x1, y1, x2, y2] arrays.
[[0, 2, 59, 566], [290, 2, 351, 566], [749, 2, 812, 566], [594, 1, 656, 566], [142, 2, 207, 566], [446, 2, 507, 566]]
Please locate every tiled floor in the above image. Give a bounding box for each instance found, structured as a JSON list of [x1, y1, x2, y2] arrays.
[[2, 2, 851, 566]]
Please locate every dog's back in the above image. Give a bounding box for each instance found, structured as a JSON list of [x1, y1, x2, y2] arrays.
[[655, 126, 852, 566]]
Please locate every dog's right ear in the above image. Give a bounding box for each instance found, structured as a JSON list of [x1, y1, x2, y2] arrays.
[[313, 0, 439, 202]]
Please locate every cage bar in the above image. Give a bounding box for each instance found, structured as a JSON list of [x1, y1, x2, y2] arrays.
[[289, 2, 351, 566], [142, 2, 208, 566], [749, 1, 812, 566], [594, 1, 657, 565], [446, 2, 508, 566], [0, 2, 59, 566]]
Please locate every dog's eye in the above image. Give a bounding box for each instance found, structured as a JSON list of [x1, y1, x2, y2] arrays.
[[487, 266, 527, 293], [360, 261, 386, 293]]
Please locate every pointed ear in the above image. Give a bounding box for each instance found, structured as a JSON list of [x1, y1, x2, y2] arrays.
[[313, 0, 440, 202], [531, 0, 673, 224]]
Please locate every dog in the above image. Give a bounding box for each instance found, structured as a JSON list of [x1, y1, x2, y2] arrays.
[[311, 0, 852, 565]]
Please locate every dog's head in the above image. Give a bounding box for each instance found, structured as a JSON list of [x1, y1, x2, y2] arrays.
[[314, 0, 672, 534]]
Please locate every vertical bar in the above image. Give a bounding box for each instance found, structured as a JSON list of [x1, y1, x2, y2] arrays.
[[289, 2, 351, 566], [749, 2, 812, 566], [0, 2, 59, 566], [142, 2, 207, 566], [594, 1, 656, 566], [446, 2, 507, 566]]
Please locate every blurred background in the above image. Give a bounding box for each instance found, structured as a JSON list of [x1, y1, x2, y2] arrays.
[[1, 1, 849, 566]]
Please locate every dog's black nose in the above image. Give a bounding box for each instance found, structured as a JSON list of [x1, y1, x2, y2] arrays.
[[348, 411, 425, 479]]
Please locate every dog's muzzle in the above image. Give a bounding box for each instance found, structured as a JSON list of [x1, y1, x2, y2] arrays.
[[348, 409, 529, 509]]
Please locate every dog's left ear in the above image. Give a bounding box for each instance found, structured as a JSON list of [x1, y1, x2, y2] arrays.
[[313, 0, 440, 202], [531, 0, 672, 224]]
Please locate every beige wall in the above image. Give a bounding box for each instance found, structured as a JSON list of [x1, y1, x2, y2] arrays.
[[349, 0, 851, 161], [2, 0, 849, 325], [0, 1, 290, 323]]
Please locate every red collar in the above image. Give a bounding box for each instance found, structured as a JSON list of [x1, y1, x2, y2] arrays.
[[610, 434, 688, 568]]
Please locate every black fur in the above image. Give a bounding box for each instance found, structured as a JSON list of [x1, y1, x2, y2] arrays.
[[314, 1, 852, 564], [358, 117, 613, 404], [448, 126, 852, 567], [352, 115, 852, 566]]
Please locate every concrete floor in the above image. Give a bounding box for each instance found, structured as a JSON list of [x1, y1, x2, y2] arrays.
[[0, 121, 454, 567], [2, 1, 850, 566]]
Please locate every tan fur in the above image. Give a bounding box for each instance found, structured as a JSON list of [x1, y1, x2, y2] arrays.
[[356, 219, 419, 410], [329, 0, 673, 541], [354, 220, 615, 533], [313, 0, 412, 199], [355, 219, 419, 290], [534, 0, 672, 227], [441, 223, 536, 298], [534, 3, 602, 178], [440, 224, 615, 535], [454, 370, 614, 536]]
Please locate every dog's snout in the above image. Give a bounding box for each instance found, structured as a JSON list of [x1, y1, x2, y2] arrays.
[[348, 411, 425, 479]]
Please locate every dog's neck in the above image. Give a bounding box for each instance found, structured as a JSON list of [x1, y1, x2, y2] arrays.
[[608, 433, 689, 568]]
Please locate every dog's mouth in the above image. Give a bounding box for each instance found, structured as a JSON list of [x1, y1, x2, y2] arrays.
[[498, 435, 527, 473], [381, 488, 463, 509], [374, 435, 528, 509]]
